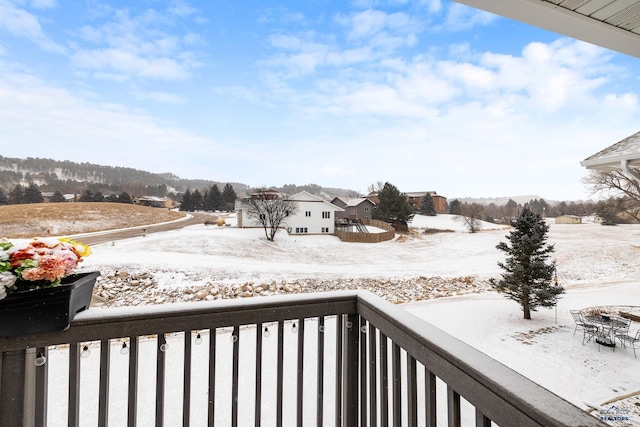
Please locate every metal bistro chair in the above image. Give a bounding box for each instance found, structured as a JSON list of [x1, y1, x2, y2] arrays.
[[570, 310, 599, 345], [612, 315, 631, 338], [616, 329, 640, 358]]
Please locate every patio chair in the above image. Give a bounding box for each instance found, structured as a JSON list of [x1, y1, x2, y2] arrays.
[[616, 329, 640, 358], [570, 310, 598, 336], [612, 315, 631, 337], [570, 310, 599, 344]]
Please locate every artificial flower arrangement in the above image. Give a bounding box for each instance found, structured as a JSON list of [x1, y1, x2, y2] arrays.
[[0, 237, 92, 301]]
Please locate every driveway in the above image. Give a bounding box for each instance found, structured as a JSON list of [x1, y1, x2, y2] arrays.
[[74, 212, 218, 246]]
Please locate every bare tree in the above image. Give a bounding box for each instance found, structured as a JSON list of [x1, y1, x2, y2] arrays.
[[583, 171, 640, 222], [367, 181, 385, 195], [243, 189, 299, 241], [455, 202, 485, 233]]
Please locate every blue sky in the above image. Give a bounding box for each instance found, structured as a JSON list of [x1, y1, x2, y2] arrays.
[[0, 0, 638, 201]]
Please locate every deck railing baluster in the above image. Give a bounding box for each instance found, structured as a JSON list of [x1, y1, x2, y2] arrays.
[[317, 316, 325, 427], [276, 321, 284, 427], [424, 368, 436, 427], [296, 319, 305, 426], [335, 315, 344, 427], [34, 346, 48, 427], [231, 326, 240, 427], [344, 313, 359, 427], [98, 339, 110, 427], [379, 333, 389, 427], [68, 342, 81, 427], [127, 337, 139, 427], [360, 317, 367, 427], [447, 386, 461, 427], [184, 330, 192, 427], [407, 354, 417, 427], [255, 323, 263, 427], [208, 328, 217, 427], [156, 334, 166, 426], [391, 343, 401, 427], [368, 325, 377, 427], [475, 408, 491, 427]]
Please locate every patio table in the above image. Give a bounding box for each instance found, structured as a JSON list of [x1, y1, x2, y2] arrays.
[[584, 315, 627, 347]]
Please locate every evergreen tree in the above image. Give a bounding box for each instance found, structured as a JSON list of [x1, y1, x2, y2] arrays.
[[118, 191, 132, 204], [210, 184, 223, 211], [8, 185, 24, 204], [24, 183, 44, 204], [191, 189, 203, 211], [0, 188, 7, 205], [448, 199, 461, 215], [50, 190, 66, 203], [80, 189, 94, 202], [93, 191, 104, 202], [594, 198, 620, 225], [222, 183, 237, 211], [202, 188, 213, 211], [419, 194, 437, 216], [373, 182, 414, 224], [504, 199, 519, 221], [489, 208, 564, 319], [180, 189, 193, 212]]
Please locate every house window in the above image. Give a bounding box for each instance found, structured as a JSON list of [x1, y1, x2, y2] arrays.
[[364, 206, 369, 212], [322, 211, 331, 219], [305, 211, 311, 217], [322, 227, 329, 233], [259, 214, 266, 220], [364, 216, 370, 220]]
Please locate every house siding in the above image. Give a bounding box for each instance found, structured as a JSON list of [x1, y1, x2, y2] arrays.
[[238, 192, 343, 235]]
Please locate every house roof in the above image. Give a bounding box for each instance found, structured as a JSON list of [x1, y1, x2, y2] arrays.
[[346, 197, 375, 207], [330, 196, 375, 207], [136, 196, 170, 202], [580, 130, 640, 171], [405, 191, 439, 198], [453, 0, 640, 59], [288, 191, 345, 210]]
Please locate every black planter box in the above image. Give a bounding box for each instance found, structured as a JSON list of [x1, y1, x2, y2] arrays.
[[0, 271, 100, 338]]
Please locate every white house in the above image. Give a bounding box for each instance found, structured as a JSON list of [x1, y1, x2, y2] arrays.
[[286, 191, 344, 235], [237, 191, 344, 235]]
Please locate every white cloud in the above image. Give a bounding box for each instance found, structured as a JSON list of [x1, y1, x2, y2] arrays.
[[30, 0, 56, 9], [443, 3, 497, 31], [72, 48, 191, 80], [133, 90, 187, 105], [70, 6, 202, 81], [341, 9, 421, 49], [0, 67, 226, 176], [0, 0, 65, 53]]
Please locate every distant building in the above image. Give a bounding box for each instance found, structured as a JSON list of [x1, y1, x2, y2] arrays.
[[555, 215, 582, 224], [40, 192, 76, 202], [330, 197, 376, 221], [134, 196, 176, 209], [237, 191, 344, 235], [405, 191, 447, 214]]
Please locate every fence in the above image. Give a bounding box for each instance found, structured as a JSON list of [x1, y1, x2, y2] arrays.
[[0, 291, 604, 427], [334, 219, 395, 243]]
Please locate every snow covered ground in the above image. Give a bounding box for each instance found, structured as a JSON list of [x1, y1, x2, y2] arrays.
[[60, 214, 640, 425]]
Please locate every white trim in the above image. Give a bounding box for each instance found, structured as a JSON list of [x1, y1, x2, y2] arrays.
[[454, 0, 640, 59]]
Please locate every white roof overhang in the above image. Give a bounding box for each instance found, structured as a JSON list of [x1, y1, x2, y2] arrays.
[[453, 0, 640, 59]]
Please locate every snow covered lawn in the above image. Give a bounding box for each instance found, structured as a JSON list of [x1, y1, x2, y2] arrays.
[[69, 214, 640, 425]]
